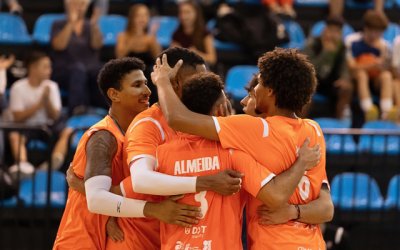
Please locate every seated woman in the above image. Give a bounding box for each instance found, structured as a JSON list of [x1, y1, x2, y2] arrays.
[[171, 0, 216, 66], [115, 4, 161, 104]]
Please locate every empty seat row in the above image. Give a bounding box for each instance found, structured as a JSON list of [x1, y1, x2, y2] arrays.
[[2, 170, 399, 211], [1, 170, 66, 208], [331, 172, 400, 210], [315, 118, 400, 155]]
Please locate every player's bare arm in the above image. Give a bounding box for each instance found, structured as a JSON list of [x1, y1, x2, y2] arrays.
[[151, 54, 219, 141], [106, 217, 124, 243], [256, 138, 321, 210], [66, 164, 85, 194], [80, 131, 202, 225], [257, 184, 334, 225], [84, 130, 116, 180]]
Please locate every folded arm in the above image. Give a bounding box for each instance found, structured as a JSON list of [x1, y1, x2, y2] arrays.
[[258, 184, 334, 225]]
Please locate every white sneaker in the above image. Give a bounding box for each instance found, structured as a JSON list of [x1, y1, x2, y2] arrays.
[[9, 162, 35, 180]]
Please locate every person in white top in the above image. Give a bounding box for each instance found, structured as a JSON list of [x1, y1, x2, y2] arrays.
[[8, 51, 62, 178]]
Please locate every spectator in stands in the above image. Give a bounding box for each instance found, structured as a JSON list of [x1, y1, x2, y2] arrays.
[[0, 54, 15, 166], [171, 0, 217, 66], [50, 0, 105, 114], [304, 16, 352, 119], [262, 0, 296, 18], [116, 3, 161, 104], [391, 36, 400, 122], [0, 55, 14, 107], [8, 51, 62, 178], [93, 0, 108, 16], [0, 0, 22, 14], [346, 10, 396, 121], [330, 0, 384, 18]]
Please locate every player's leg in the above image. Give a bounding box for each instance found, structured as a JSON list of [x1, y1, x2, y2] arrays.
[[378, 70, 396, 120], [335, 78, 353, 119], [356, 69, 378, 120]]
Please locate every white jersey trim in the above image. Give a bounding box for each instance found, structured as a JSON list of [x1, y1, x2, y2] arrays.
[[260, 118, 269, 137], [212, 116, 221, 133], [308, 121, 322, 137], [322, 180, 331, 190], [261, 173, 276, 187], [130, 117, 165, 141]]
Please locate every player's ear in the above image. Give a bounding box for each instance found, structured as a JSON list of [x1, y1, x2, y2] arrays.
[[266, 86, 274, 97], [107, 88, 120, 103], [172, 75, 183, 98]]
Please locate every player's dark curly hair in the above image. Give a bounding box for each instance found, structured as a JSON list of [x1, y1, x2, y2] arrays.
[[258, 48, 317, 113], [97, 57, 145, 105], [182, 72, 224, 115], [245, 75, 259, 92], [158, 47, 205, 70]]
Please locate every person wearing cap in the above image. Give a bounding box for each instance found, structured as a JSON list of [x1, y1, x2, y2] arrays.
[[303, 16, 352, 119]]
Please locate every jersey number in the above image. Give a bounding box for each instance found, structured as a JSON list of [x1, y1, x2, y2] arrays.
[[194, 191, 208, 219], [298, 176, 311, 201]]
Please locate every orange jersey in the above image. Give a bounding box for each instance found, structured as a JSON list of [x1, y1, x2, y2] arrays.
[[150, 133, 273, 250], [213, 115, 328, 250], [125, 104, 177, 163], [114, 104, 178, 249], [53, 115, 126, 250]]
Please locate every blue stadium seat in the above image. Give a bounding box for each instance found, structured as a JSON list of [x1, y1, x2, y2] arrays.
[[66, 114, 103, 149], [282, 20, 306, 50], [33, 14, 65, 45], [27, 139, 49, 151], [225, 65, 258, 100], [384, 175, 400, 209], [99, 15, 127, 46], [207, 19, 241, 51], [314, 118, 357, 154], [0, 13, 32, 45], [294, 0, 329, 7], [310, 20, 355, 39], [150, 16, 179, 48], [1, 196, 17, 207], [397, 0, 400, 7], [331, 172, 384, 210], [346, 0, 394, 9], [19, 170, 66, 207], [312, 93, 329, 104], [383, 23, 400, 46], [358, 121, 400, 155]]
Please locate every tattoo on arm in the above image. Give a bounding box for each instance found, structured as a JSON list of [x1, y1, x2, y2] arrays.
[[84, 130, 117, 181]]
